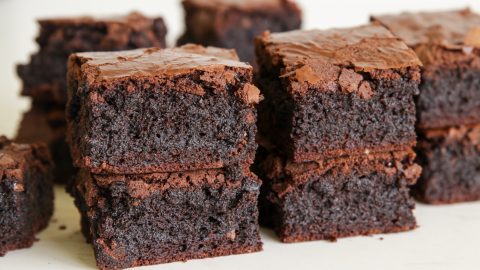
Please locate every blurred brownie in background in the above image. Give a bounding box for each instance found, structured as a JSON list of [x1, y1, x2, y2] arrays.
[[177, 0, 301, 67], [0, 136, 54, 256], [373, 9, 480, 204]]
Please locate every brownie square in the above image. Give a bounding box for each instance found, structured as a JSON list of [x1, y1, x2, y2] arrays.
[[372, 9, 480, 129], [66, 45, 260, 174], [254, 148, 421, 242], [255, 25, 422, 163], [177, 0, 301, 66], [16, 107, 74, 183], [71, 166, 262, 269], [414, 125, 480, 204], [0, 136, 54, 256], [17, 12, 167, 106]]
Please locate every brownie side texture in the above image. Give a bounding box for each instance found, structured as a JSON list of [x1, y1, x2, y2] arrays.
[[16, 107, 74, 183], [254, 148, 421, 242], [0, 136, 54, 256], [255, 25, 422, 163], [17, 12, 167, 106], [414, 125, 480, 204], [72, 166, 262, 269], [66, 45, 260, 174], [177, 0, 301, 65], [372, 9, 480, 129]]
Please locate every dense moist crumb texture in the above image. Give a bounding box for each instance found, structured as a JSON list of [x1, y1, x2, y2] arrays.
[[0, 136, 54, 256], [255, 25, 421, 162], [414, 125, 480, 204], [17, 12, 167, 105], [177, 0, 301, 65], [254, 148, 421, 242], [72, 166, 262, 269], [372, 9, 480, 128], [67, 45, 260, 174]]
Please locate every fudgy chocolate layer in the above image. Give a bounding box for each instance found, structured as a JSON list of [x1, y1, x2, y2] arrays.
[[72, 166, 262, 269], [0, 137, 54, 256], [254, 148, 420, 242], [414, 125, 480, 204]]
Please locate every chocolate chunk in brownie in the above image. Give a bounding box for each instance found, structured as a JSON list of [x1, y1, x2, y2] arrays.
[[372, 9, 480, 129], [16, 107, 74, 183], [414, 125, 480, 204], [17, 12, 167, 106], [254, 148, 421, 242], [71, 166, 262, 269], [177, 0, 301, 66], [66, 44, 260, 174], [0, 136, 54, 256], [255, 25, 421, 163]]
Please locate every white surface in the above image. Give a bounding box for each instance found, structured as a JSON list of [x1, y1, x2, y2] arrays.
[[1, 1, 480, 269]]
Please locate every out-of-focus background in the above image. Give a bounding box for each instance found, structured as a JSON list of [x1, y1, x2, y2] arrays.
[[1, 0, 480, 137]]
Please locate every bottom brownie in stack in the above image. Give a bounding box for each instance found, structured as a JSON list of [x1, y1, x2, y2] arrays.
[[71, 166, 262, 269], [254, 148, 421, 242], [414, 125, 480, 204]]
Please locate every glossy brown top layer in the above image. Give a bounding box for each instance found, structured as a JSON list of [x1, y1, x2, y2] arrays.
[[71, 44, 251, 81], [183, 0, 295, 10], [38, 12, 159, 27], [372, 9, 480, 49], [258, 25, 421, 75]]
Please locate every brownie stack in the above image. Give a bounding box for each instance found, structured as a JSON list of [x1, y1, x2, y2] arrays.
[[254, 25, 423, 242], [373, 9, 480, 204], [66, 45, 262, 269], [15, 12, 167, 183]]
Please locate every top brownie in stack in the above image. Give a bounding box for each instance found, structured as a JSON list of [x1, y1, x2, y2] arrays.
[[255, 25, 422, 162], [372, 9, 480, 129], [66, 44, 260, 174], [17, 12, 167, 106], [177, 0, 302, 66]]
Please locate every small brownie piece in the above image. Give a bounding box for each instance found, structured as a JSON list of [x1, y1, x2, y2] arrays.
[[67, 45, 260, 174], [372, 9, 480, 129], [177, 0, 301, 65], [255, 25, 422, 163], [414, 125, 480, 204], [254, 148, 421, 242], [0, 136, 54, 256], [17, 12, 167, 105], [71, 166, 262, 269], [16, 107, 74, 183]]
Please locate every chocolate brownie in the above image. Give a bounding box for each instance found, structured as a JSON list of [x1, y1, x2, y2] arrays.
[[254, 147, 421, 242], [177, 0, 301, 66], [372, 9, 480, 129], [0, 136, 54, 256], [71, 166, 262, 269], [16, 107, 74, 183], [17, 12, 167, 106], [66, 45, 260, 174], [414, 125, 480, 204], [255, 25, 422, 163]]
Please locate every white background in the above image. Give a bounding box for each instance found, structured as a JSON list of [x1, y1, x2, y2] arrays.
[[1, 1, 480, 269]]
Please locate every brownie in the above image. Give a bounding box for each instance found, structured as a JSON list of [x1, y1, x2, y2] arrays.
[[372, 9, 480, 129], [177, 0, 301, 66], [16, 107, 74, 183], [414, 125, 480, 204], [0, 136, 54, 256], [254, 148, 421, 242], [255, 25, 422, 163], [66, 45, 260, 174], [71, 166, 262, 269], [17, 12, 167, 106]]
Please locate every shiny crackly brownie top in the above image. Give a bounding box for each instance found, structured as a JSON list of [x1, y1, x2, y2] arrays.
[[372, 9, 480, 49], [37, 11, 159, 27], [257, 25, 421, 75], [183, 0, 297, 10]]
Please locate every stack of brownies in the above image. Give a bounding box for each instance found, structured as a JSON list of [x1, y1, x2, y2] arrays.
[[16, 12, 167, 182], [373, 9, 480, 204], [253, 25, 423, 242], [66, 44, 262, 268]]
